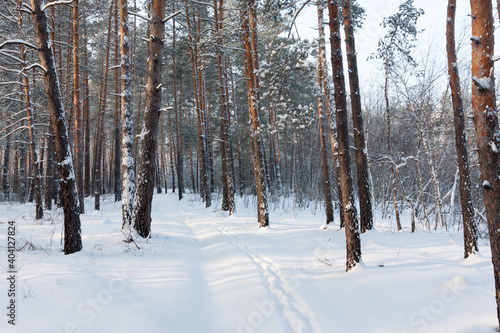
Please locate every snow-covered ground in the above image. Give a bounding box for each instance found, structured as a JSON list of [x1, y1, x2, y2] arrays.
[[0, 192, 498, 333]]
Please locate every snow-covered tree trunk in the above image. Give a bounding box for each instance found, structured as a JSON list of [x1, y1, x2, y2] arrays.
[[342, 0, 373, 233], [469, 0, 500, 328], [328, 0, 361, 271], [229, 62, 246, 197], [319, 16, 345, 228], [132, 0, 166, 238], [30, 0, 82, 254], [215, 0, 235, 215], [113, 7, 122, 203], [446, 0, 478, 257], [242, 0, 269, 227], [119, 0, 136, 230], [317, 4, 334, 225]]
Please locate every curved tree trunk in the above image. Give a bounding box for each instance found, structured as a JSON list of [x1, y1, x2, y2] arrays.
[[31, 0, 82, 254], [446, 0, 478, 258]]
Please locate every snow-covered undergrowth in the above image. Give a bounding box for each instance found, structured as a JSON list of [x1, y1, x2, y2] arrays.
[[0, 193, 497, 333]]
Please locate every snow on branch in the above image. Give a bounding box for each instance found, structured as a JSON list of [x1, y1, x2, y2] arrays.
[[162, 10, 182, 23], [21, 63, 47, 73], [20, 3, 34, 14], [187, 0, 214, 9], [0, 81, 24, 86], [42, 0, 74, 11], [129, 11, 150, 22], [0, 39, 38, 50], [0, 12, 17, 24], [472, 76, 491, 91]]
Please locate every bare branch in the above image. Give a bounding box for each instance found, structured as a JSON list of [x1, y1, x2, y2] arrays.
[[0, 39, 38, 50], [287, 0, 312, 39], [21, 63, 47, 73], [0, 81, 24, 86], [129, 11, 150, 22], [162, 10, 182, 23], [42, 0, 74, 11], [187, 0, 214, 9]]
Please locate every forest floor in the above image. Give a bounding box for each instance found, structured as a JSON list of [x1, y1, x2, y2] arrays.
[[0, 192, 498, 333]]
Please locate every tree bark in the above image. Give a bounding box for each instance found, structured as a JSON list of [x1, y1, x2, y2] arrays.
[[73, 0, 84, 213], [94, 2, 115, 211], [16, 1, 43, 218], [215, 0, 235, 214], [317, 4, 334, 225], [114, 5, 122, 203], [446, 0, 478, 258], [172, 15, 184, 201], [132, 0, 166, 238], [2, 118, 10, 202], [44, 129, 54, 210], [343, 0, 373, 233], [469, 0, 500, 328], [82, 16, 91, 198], [30, 0, 82, 254], [384, 57, 401, 231], [242, 0, 269, 227], [185, 2, 211, 206], [120, 0, 136, 229], [328, 0, 361, 271]]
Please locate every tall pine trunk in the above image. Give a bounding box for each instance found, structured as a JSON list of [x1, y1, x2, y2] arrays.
[[172, 16, 184, 201], [3, 118, 10, 202], [30, 0, 82, 254], [469, 0, 500, 328], [187, 3, 210, 206], [113, 7, 122, 202], [446, 0, 478, 258], [73, 0, 84, 213], [83, 17, 91, 198], [215, 0, 235, 214], [343, 0, 373, 233], [242, 0, 269, 227], [16, 2, 43, 219], [120, 0, 136, 229], [132, 0, 166, 238], [94, 2, 114, 210], [317, 4, 334, 225], [328, 0, 361, 271]]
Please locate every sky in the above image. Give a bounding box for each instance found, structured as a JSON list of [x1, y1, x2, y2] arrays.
[[294, 0, 481, 92]]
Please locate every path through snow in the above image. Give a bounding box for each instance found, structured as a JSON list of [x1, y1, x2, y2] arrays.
[[0, 193, 498, 333]]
